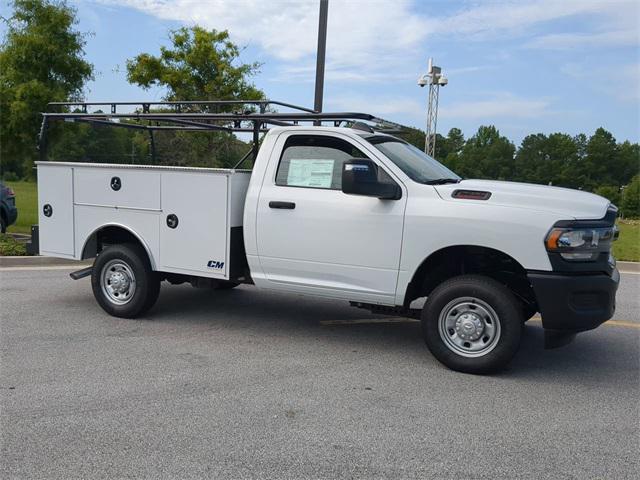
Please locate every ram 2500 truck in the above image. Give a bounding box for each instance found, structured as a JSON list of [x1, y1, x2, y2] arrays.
[[35, 100, 620, 373]]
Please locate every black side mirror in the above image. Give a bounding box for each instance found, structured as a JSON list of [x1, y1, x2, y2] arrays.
[[341, 159, 401, 200]]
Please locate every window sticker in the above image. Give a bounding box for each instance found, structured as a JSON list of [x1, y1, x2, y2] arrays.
[[287, 159, 335, 188]]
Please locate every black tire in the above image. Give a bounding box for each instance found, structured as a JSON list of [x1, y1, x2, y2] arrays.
[[421, 275, 523, 374], [211, 280, 240, 290], [91, 243, 160, 318], [0, 215, 6, 234]]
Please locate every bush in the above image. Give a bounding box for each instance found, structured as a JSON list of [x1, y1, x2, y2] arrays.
[[594, 185, 621, 206], [621, 176, 640, 219], [0, 234, 27, 256], [1, 171, 20, 182]]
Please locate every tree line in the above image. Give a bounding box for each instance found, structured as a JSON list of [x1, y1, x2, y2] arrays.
[[1, 0, 639, 216], [399, 126, 640, 217]]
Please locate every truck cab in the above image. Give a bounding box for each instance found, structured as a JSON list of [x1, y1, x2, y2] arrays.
[[35, 100, 620, 373]]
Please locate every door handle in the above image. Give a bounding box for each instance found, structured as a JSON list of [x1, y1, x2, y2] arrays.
[[269, 201, 296, 209]]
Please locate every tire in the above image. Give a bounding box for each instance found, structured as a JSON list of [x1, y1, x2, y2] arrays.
[[421, 275, 523, 374], [0, 215, 6, 234], [91, 243, 161, 318]]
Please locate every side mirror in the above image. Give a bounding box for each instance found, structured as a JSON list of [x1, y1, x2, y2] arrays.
[[341, 159, 401, 200]]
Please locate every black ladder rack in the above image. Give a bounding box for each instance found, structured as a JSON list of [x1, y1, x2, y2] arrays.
[[39, 99, 409, 164]]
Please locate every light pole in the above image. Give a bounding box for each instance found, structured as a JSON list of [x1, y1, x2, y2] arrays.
[[418, 58, 448, 157], [314, 0, 329, 114]]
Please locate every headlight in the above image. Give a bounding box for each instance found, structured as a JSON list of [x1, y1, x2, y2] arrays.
[[545, 226, 618, 261]]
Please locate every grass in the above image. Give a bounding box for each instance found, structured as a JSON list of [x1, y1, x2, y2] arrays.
[[614, 220, 640, 262], [5, 180, 37, 234], [2, 180, 639, 261], [0, 233, 27, 256]]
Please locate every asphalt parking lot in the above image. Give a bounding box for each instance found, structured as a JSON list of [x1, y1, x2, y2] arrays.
[[1, 268, 638, 479]]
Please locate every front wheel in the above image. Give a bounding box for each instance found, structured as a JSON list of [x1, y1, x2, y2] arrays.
[[91, 243, 160, 318], [422, 275, 523, 374]]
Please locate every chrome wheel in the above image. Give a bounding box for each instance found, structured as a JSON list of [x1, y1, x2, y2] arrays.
[[438, 296, 501, 358], [100, 259, 136, 305]]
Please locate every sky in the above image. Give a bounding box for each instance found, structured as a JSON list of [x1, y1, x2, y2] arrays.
[[2, 0, 639, 144]]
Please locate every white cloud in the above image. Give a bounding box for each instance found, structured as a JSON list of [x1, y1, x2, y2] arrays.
[[561, 61, 640, 102], [527, 29, 639, 50], [440, 94, 552, 120], [430, 0, 637, 37], [326, 95, 423, 118], [98, 0, 431, 65], [98, 0, 640, 81]]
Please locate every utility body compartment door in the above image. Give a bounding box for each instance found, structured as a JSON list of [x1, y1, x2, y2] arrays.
[[74, 168, 160, 210], [38, 164, 75, 257], [159, 172, 229, 277]]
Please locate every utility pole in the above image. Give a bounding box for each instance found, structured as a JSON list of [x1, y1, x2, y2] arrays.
[[418, 58, 448, 157], [314, 0, 329, 114]]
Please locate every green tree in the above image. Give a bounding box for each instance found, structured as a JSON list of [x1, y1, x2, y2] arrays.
[[457, 126, 515, 180], [0, 0, 93, 178], [126, 26, 263, 103], [439, 128, 465, 172], [594, 185, 622, 207], [514, 133, 579, 187], [126, 26, 264, 168], [621, 175, 640, 218], [397, 126, 425, 151], [444, 128, 465, 155], [616, 141, 640, 186], [580, 128, 619, 190]]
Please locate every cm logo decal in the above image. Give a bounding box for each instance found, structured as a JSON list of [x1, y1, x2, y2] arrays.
[[207, 260, 225, 269]]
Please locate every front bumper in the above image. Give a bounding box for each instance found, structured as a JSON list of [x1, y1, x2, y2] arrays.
[[527, 268, 619, 333]]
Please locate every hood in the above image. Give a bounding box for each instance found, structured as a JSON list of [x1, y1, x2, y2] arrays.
[[433, 179, 610, 220]]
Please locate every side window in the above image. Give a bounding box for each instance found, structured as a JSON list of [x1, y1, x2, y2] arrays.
[[276, 135, 367, 190]]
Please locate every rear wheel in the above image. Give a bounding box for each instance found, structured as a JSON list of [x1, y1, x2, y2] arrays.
[[91, 243, 160, 318], [421, 275, 523, 374], [0, 215, 6, 234]]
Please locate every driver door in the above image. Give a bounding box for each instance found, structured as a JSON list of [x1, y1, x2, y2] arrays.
[[255, 132, 406, 303]]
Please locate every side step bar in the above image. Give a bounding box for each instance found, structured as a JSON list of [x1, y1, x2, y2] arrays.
[[350, 301, 421, 319], [69, 266, 93, 280]]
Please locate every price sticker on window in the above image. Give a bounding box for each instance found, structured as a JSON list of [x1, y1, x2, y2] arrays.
[[287, 159, 335, 188]]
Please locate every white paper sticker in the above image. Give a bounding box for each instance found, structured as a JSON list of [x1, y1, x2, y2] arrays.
[[287, 159, 335, 188]]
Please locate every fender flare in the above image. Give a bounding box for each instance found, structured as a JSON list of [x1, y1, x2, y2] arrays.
[[81, 222, 157, 270]]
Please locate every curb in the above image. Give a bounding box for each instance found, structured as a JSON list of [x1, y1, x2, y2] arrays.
[[0, 256, 92, 267], [617, 261, 640, 273]]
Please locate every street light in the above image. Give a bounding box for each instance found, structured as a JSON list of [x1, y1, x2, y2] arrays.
[[418, 58, 447, 157]]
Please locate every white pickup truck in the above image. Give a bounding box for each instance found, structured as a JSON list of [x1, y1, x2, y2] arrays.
[[35, 100, 620, 373]]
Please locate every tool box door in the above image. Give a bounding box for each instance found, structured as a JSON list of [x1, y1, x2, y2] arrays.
[[37, 165, 75, 257], [159, 172, 229, 277]]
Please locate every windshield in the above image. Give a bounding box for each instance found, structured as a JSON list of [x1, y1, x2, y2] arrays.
[[367, 136, 460, 184]]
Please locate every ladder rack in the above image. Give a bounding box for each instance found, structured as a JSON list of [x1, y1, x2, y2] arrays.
[[39, 99, 409, 164]]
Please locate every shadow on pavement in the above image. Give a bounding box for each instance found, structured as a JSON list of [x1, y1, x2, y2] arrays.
[[143, 284, 639, 383]]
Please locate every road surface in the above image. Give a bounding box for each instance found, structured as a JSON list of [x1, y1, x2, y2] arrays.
[[1, 267, 638, 479]]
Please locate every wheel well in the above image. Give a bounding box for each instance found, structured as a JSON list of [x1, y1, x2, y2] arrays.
[[404, 246, 536, 311], [81, 226, 153, 267]]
